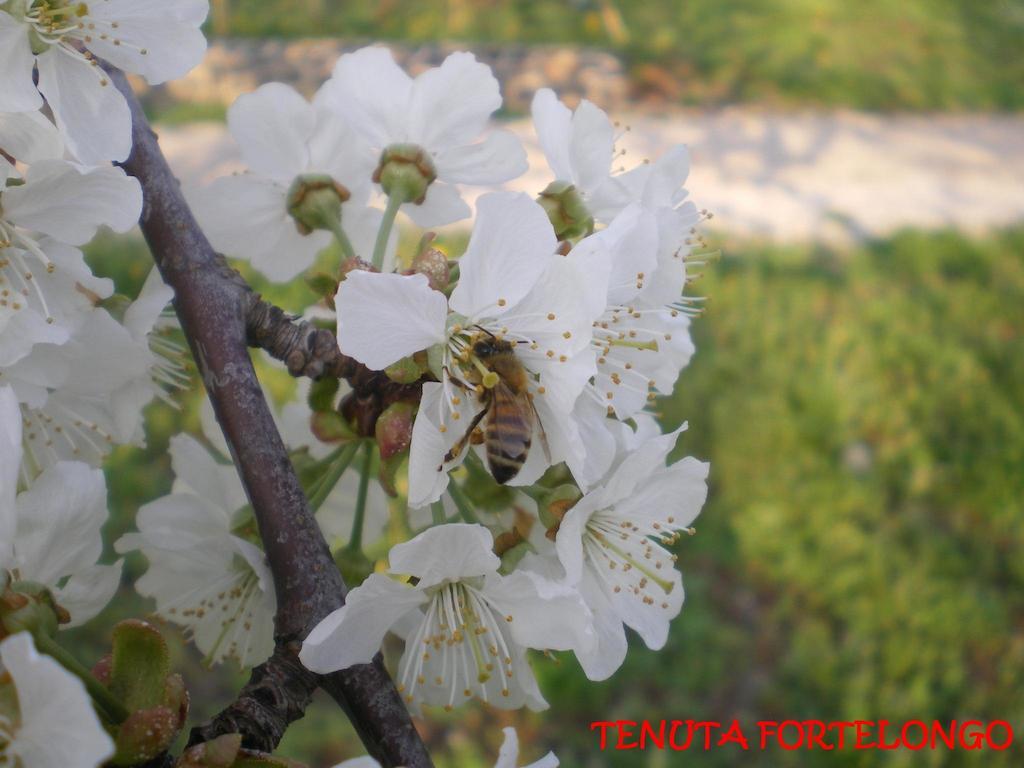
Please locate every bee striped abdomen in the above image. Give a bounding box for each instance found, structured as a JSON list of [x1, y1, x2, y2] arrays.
[[485, 383, 532, 483]]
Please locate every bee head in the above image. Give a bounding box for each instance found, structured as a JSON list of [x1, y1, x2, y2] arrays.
[[473, 337, 514, 359]]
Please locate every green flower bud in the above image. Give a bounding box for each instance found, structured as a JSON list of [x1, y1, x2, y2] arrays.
[[286, 174, 350, 236], [537, 180, 594, 240], [373, 143, 437, 204]]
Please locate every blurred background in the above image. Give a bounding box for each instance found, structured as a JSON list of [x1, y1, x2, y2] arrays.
[[71, 1, 1024, 766]]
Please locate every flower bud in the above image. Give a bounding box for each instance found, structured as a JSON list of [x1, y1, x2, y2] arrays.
[[376, 402, 416, 461], [537, 180, 593, 240], [374, 143, 437, 204], [410, 235, 451, 292], [286, 174, 350, 236], [112, 706, 179, 766], [310, 410, 357, 444]]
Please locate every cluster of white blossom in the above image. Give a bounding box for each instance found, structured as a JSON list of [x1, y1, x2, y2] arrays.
[[1, 3, 709, 759], [1, 1, 208, 765], [149, 46, 711, 724]]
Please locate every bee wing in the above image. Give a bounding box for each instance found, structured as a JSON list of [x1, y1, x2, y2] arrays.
[[528, 394, 553, 466]]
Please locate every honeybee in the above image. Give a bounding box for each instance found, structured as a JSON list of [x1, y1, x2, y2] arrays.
[[443, 336, 548, 484]]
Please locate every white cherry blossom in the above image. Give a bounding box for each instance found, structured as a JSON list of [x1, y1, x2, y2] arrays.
[[331, 727, 557, 768], [567, 205, 696, 486], [335, 192, 606, 507], [0, 632, 114, 768], [531, 87, 616, 211], [0, 157, 140, 366], [301, 523, 594, 712], [552, 426, 708, 680], [321, 46, 527, 226], [10, 268, 181, 473], [115, 433, 276, 667], [0, 385, 121, 628], [0, 0, 209, 163], [191, 81, 385, 282]]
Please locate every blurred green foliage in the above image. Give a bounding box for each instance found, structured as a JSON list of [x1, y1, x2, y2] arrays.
[[207, 0, 1024, 110], [75, 226, 1024, 765]]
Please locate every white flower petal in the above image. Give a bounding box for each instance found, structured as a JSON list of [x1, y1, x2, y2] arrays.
[[617, 456, 709, 529], [228, 83, 314, 183], [323, 47, 414, 148], [531, 88, 572, 181], [407, 381, 480, 508], [2, 633, 114, 768], [569, 99, 614, 193], [54, 561, 123, 628], [0, 111, 63, 162], [600, 424, 688, 503], [4, 161, 142, 245], [190, 174, 328, 282], [434, 129, 528, 185], [449, 192, 556, 319], [0, 12, 41, 112], [485, 569, 594, 654], [410, 51, 501, 150], [36, 48, 132, 164], [13, 461, 108, 587], [0, 386, 21, 569], [573, 566, 629, 681], [299, 573, 426, 673], [84, 0, 208, 85], [388, 523, 498, 587], [402, 180, 471, 228], [123, 268, 173, 341], [168, 434, 248, 516], [335, 271, 448, 370]]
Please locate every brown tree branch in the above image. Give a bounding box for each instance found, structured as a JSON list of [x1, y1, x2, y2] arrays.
[[108, 68, 432, 768]]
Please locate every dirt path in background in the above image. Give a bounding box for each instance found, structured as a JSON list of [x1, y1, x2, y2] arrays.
[[159, 109, 1024, 246]]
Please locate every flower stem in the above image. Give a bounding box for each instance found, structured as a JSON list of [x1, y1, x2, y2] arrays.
[[372, 192, 404, 271], [34, 633, 130, 725], [447, 482, 479, 524], [308, 441, 361, 513], [331, 222, 357, 262], [347, 441, 374, 553], [430, 501, 446, 525]]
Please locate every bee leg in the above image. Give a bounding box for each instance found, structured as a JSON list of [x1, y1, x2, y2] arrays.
[[439, 406, 488, 469]]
